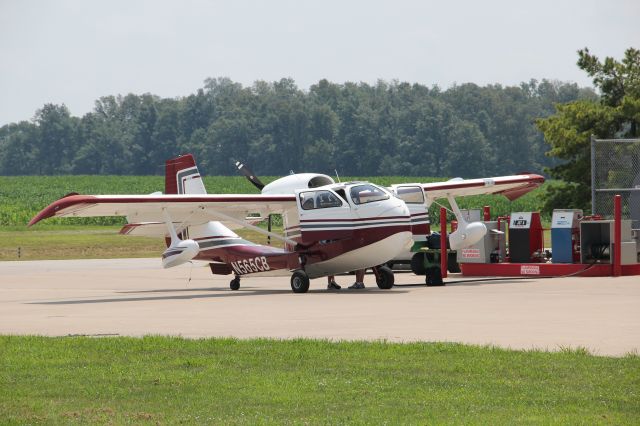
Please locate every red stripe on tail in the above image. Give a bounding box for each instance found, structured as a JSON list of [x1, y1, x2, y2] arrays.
[[165, 154, 197, 194]]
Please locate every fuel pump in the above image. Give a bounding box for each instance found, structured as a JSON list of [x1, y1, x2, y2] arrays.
[[508, 212, 543, 263], [550, 209, 582, 263]]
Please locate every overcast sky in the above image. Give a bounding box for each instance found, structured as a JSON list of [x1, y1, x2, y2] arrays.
[[1, 0, 638, 125]]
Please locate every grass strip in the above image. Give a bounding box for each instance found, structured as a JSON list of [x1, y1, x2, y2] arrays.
[[0, 336, 638, 424], [0, 226, 277, 261]]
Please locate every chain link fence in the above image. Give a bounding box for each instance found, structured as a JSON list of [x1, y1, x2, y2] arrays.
[[591, 137, 640, 228]]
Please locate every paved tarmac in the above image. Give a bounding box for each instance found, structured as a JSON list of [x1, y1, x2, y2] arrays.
[[1, 258, 638, 356]]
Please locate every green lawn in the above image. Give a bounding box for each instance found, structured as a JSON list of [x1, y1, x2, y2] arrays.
[[0, 225, 280, 261], [0, 226, 163, 261], [1, 336, 638, 424]]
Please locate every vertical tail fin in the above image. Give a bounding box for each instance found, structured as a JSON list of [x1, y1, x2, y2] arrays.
[[165, 154, 207, 195]]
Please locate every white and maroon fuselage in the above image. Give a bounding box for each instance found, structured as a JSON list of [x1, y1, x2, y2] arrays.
[[193, 182, 413, 279]]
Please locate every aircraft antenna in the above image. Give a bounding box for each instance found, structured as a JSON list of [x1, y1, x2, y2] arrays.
[[335, 169, 341, 183]]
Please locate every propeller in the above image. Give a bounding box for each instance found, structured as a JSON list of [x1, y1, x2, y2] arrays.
[[235, 160, 265, 191], [234, 160, 273, 245]]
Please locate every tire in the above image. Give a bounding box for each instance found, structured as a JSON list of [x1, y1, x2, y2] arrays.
[[410, 252, 426, 275], [230, 277, 240, 290], [290, 270, 310, 293], [425, 267, 445, 286], [447, 252, 461, 273], [375, 265, 395, 289]]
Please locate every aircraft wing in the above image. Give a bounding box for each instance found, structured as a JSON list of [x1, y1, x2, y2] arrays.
[[28, 193, 297, 228], [421, 174, 544, 204], [119, 215, 267, 236]]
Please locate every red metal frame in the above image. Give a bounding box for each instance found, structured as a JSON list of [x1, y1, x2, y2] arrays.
[[483, 205, 491, 221], [460, 262, 640, 277]]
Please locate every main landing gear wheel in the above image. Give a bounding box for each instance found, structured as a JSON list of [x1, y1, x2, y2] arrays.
[[375, 265, 395, 289], [290, 270, 310, 293], [410, 252, 427, 275], [230, 276, 240, 291], [425, 267, 445, 286]]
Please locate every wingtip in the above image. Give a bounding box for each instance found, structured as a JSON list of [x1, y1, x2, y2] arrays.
[[28, 194, 97, 227], [530, 173, 545, 184], [28, 208, 53, 227]]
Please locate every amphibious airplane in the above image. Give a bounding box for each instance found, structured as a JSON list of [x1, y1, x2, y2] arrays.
[[29, 155, 544, 293], [236, 161, 545, 268]]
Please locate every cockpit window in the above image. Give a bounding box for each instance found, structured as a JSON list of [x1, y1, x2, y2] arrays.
[[299, 190, 343, 210], [350, 184, 390, 205], [396, 186, 424, 204]]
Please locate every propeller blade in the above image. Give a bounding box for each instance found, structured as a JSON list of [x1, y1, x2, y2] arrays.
[[235, 161, 265, 191]]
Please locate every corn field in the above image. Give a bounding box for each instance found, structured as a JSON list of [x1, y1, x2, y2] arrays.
[[0, 176, 551, 227]]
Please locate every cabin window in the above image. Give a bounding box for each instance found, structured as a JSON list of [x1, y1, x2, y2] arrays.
[[349, 184, 389, 205], [299, 190, 343, 210], [396, 186, 424, 204]]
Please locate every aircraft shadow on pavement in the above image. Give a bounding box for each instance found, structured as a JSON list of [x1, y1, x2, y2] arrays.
[[393, 277, 543, 287], [28, 287, 409, 305]]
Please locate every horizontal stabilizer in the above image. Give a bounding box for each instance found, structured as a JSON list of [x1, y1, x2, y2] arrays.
[[120, 222, 175, 237]]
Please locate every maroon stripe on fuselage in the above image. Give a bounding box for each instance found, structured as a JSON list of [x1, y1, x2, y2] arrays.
[[299, 215, 410, 223], [297, 223, 408, 243], [411, 223, 430, 235]]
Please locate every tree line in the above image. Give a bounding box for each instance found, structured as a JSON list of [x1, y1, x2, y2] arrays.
[[0, 78, 596, 178], [537, 47, 640, 212]]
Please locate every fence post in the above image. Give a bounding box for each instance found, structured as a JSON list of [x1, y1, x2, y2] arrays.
[[613, 194, 622, 277]]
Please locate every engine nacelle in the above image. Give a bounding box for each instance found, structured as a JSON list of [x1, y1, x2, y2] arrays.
[[449, 221, 487, 250], [162, 239, 200, 269], [261, 173, 335, 195]]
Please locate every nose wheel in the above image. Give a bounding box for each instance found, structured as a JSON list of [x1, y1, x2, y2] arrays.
[[230, 276, 241, 290], [373, 265, 394, 289]]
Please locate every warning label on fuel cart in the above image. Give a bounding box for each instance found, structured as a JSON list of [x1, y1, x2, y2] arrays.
[[520, 265, 540, 275]]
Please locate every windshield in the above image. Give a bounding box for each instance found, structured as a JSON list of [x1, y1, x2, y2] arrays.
[[349, 184, 390, 205]]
